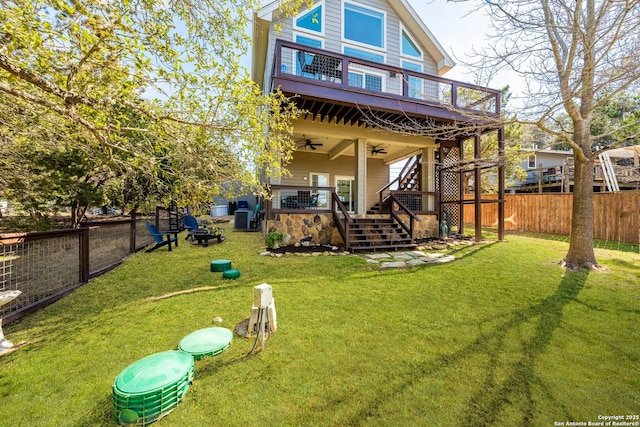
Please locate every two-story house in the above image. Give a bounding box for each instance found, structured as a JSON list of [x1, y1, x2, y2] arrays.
[[252, 0, 505, 250]]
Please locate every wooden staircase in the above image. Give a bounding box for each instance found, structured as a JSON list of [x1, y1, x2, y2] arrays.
[[333, 154, 425, 252], [347, 217, 415, 251], [368, 154, 422, 214], [398, 155, 421, 191]]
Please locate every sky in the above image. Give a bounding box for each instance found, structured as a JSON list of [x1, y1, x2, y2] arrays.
[[408, 0, 489, 82], [408, 0, 521, 99]]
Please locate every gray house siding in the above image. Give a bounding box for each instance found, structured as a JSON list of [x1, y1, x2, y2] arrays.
[[261, 0, 440, 95]]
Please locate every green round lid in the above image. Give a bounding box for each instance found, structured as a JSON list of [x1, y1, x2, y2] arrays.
[[222, 269, 240, 279], [210, 259, 232, 272], [114, 350, 194, 395], [179, 327, 233, 358]]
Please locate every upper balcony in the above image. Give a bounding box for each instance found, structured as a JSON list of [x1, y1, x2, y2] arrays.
[[271, 39, 501, 131]]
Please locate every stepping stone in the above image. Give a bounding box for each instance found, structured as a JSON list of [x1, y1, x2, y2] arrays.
[[407, 259, 426, 266], [423, 253, 445, 259], [365, 253, 392, 259], [408, 251, 427, 257], [380, 261, 406, 269], [393, 254, 413, 261]]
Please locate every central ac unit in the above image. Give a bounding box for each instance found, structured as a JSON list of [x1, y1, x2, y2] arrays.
[[234, 209, 253, 230]]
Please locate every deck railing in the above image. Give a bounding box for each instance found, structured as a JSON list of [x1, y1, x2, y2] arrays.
[[273, 39, 501, 116], [330, 191, 353, 251], [265, 185, 336, 217], [390, 190, 439, 216]]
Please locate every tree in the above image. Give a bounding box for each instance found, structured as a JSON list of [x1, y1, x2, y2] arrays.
[[464, 0, 640, 269], [0, 0, 307, 221]]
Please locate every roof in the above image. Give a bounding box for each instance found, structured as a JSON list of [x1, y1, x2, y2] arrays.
[[521, 148, 574, 156], [606, 145, 640, 159], [252, 0, 456, 87]]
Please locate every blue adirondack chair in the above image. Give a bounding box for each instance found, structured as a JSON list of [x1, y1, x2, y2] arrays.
[[183, 215, 225, 247], [183, 215, 206, 241], [145, 222, 179, 252]]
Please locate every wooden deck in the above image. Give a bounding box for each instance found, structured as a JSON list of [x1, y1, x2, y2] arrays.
[[271, 40, 501, 132]]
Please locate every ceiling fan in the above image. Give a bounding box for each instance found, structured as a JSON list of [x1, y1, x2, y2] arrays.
[[297, 138, 323, 151], [370, 144, 388, 156]]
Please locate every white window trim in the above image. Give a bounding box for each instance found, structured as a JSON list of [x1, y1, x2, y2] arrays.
[[402, 59, 423, 98], [399, 25, 423, 61], [293, 0, 325, 37], [294, 32, 324, 48], [310, 172, 330, 208], [528, 155, 536, 168], [341, 43, 387, 64], [347, 67, 387, 92], [309, 172, 330, 185], [294, 33, 324, 76], [402, 58, 423, 72], [341, 1, 387, 54]]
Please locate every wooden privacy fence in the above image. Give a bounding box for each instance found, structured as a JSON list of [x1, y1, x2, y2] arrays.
[[464, 192, 640, 243], [0, 212, 173, 324]]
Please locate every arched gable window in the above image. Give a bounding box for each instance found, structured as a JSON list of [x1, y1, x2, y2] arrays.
[[295, 3, 323, 35], [401, 28, 422, 59]]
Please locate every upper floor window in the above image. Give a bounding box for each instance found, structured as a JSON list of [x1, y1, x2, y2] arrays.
[[401, 29, 421, 59], [295, 33, 323, 77], [343, 3, 385, 49], [528, 155, 536, 168], [343, 46, 385, 64], [295, 3, 323, 35], [402, 60, 422, 99], [296, 34, 322, 49]]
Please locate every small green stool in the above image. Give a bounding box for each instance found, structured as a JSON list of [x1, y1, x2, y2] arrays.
[[210, 259, 231, 272], [222, 269, 240, 280]]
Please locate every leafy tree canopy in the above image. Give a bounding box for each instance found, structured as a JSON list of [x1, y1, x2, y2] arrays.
[[0, 0, 307, 222]]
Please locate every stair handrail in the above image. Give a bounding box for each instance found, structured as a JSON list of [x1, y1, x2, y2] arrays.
[[331, 191, 353, 251], [388, 192, 420, 240], [374, 154, 422, 210], [397, 154, 421, 190], [375, 177, 399, 212]]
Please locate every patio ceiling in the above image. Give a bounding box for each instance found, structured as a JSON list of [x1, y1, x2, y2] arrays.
[[290, 118, 432, 165]]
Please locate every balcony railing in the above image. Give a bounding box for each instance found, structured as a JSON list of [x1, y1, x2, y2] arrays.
[[272, 39, 501, 116], [266, 185, 336, 216]]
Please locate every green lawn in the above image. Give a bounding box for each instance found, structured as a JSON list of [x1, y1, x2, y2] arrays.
[[1, 224, 638, 426]]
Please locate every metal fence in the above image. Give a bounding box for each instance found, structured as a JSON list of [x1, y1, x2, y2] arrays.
[[0, 211, 174, 323]]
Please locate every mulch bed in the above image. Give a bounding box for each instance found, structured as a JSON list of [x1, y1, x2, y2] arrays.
[[267, 235, 473, 254], [267, 244, 345, 254]]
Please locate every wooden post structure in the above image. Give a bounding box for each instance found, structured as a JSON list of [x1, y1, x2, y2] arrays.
[[80, 226, 90, 283], [458, 138, 465, 235], [129, 211, 137, 254], [474, 133, 482, 242], [497, 127, 505, 241], [538, 165, 543, 193]]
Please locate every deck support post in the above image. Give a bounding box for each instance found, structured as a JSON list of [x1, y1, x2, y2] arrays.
[[354, 138, 367, 215], [474, 133, 482, 242], [498, 126, 505, 241]]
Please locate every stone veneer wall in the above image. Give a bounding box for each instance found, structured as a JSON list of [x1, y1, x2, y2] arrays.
[[266, 213, 344, 246], [354, 214, 439, 239], [266, 213, 439, 246]]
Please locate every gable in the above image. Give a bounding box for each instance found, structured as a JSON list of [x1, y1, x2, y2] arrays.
[[253, 0, 455, 88]]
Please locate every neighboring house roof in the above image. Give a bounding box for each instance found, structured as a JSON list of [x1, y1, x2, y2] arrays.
[[606, 145, 640, 159], [252, 0, 455, 87], [521, 148, 574, 156]]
